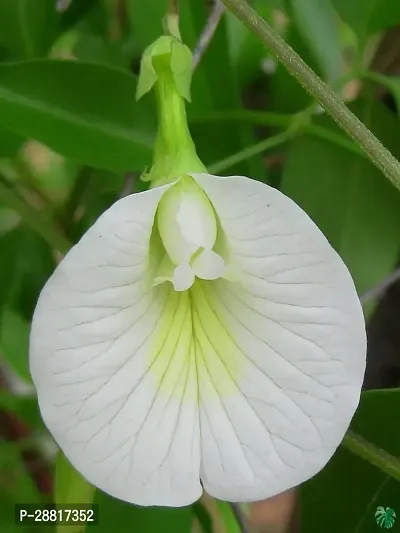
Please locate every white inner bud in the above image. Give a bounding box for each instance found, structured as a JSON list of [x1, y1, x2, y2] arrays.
[[156, 176, 226, 291]]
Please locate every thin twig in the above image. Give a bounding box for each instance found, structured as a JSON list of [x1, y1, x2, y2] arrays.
[[164, 0, 181, 39], [193, 1, 226, 70], [189, 109, 365, 159], [360, 267, 400, 305], [62, 166, 92, 241], [0, 366, 53, 495], [119, 173, 137, 198], [168, 0, 179, 16], [107, 0, 126, 42], [209, 129, 293, 173]]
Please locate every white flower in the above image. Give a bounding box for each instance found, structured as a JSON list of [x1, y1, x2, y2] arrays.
[[29, 172, 366, 507]]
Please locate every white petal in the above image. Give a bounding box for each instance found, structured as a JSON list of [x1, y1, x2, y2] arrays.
[[29, 186, 202, 507], [190, 173, 366, 502], [157, 176, 217, 264], [172, 263, 196, 291], [191, 249, 226, 280]]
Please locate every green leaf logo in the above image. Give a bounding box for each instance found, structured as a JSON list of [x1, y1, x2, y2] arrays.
[[375, 507, 396, 529]]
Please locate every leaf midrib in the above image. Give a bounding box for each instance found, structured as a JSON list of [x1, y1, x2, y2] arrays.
[[0, 84, 154, 150]]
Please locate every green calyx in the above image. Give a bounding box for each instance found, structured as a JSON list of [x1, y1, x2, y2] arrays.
[[136, 35, 192, 102], [136, 35, 207, 187]]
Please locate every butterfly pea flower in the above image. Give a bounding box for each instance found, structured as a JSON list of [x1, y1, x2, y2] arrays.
[[29, 34, 366, 508]]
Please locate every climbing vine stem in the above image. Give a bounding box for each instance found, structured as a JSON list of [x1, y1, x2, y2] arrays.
[[220, 0, 400, 192]]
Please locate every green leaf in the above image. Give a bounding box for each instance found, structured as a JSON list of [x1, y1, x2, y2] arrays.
[[73, 34, 131, 69], [351, 389, 400, 466], [332, 0, 400, 40], [0, 129, 24, 158], [281, 99, 400, 302], [0, 226, 20, 311], [301, 389, 400, 533], [332, 0, 374, 41], [126, 0, 168, 50], [0, 177, 70, 254], [289, 0, 341, 83], [0, 441, 42, 501], [368, 0, 400, 34], [225, 6, 266, 90], [369, 74, 400, 117], [0, 440, 49, 532], [0, 207, 19, 236], [15, 229, 56, 318], [92, 491, 194, 533], [0, 226, 55, 319], [256, 0, 287, 8], [268, 24, 315, 114], [0, 60, 155, 172], [0, 308, 30, 382], [0, 0, 60, 60], [60, 0, 98, 32]]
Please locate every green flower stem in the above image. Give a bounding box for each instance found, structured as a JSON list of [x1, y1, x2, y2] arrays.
[[209, 130, 293, 174], [191, 110, 366, 159], [0, 175, 70, 254], [215, 501, 242, 533], [154, 61, 194, 157], [342, 430, 400, 482], [145, 54, 206, 185], [219, 0, 400, 191]]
